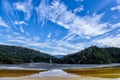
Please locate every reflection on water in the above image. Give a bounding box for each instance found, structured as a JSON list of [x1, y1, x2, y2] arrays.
[[23, 69, 78, 78], [20, 69, 120, 80], [0, 69, 120, 80], [0, 63, 120, 80]]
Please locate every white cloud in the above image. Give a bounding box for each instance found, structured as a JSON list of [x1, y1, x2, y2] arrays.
[[14, 21, 28, 25], [1, 0, 16, 19], [26, 42, 50, 48], [19, 26, 24, 33], [0, 42, 16, 46], [14, 0, 33, 20], [47, 33, 51, 38], [13, 32, 21, 35], [14, 21, 28, 33], [1, 0, 119, 55], [116, 0, 120, 4], [16, 36, 25, 40], [62, 32, 78, 41], [74, 5, 84, 13], [57, 41, 85, 50], [33, 36, 40, 41], [6, 33, 86, 55], [111, 0, 120, 11], [0, 17, 10, 28], [27, 40, 84, 54], [75, 0, 84, 2], [36, 0, 111, 38], [14, 3, 27, 12], [111, 6, 120, 11], [93, 34, 120, 47], [8, 39, 25, 44], [111, 22, 120, 28]]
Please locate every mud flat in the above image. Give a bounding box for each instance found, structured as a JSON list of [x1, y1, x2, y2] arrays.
[[0, 64, 120, 80], [64, 67, 120, 78], [0, 69, 45, 77]]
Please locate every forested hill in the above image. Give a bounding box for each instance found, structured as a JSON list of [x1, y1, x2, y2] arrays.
[[0, 44, 120, 64], [0, 44, 58, 64], [61, 46, 120, 64]]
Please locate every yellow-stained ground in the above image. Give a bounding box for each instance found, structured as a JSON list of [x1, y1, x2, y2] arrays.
[[22, 77, 113, 80], [0, 67, 120, 80], [0, 69, 45, 77], [63, 67, 120, 78], [5, 76, 116, 80]]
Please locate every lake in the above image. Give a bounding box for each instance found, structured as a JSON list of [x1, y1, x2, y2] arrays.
[[0, 63, 120, 80]]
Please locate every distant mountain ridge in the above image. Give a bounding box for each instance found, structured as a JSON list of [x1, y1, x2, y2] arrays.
[[54, 55, 64, 58]]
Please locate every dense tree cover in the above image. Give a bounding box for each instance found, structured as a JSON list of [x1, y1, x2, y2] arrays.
[[0, 45, 120, 64], [61, 46, 120, 64], [0, 44, 58, 64]]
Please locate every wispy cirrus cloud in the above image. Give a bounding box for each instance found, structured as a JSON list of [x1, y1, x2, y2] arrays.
[[36, 0, 111, 38], [75, 0, 84, 2], [47, 33, 52, 38], [14, 0, 33, 20], [14, 21, 28, 25], [111, 6, 120, 11], [5, 32, 85, 55], [1, 0, 16, 19], [111, 0, 120, 11], [92, 33, 120, 47], [14, 21, 28, 33], [74, 5, 84, 13], [0, 0, 120, 55], [111, 22, 120, 28], [19, 26, 24, 33], [0, 17, 10, 28]]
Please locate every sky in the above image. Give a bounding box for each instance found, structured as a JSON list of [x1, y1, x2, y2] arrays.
[[0, 0, 120, 55]]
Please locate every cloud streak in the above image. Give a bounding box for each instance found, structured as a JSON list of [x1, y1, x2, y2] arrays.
[[0, 0, 120, 55], [36, 0, 111, 38], [111, 0, 120, 11], [14, 0, 33, 20], [0, 17, 10, 28], [93, 34, 120, 47], [14, 21, 28, 25]]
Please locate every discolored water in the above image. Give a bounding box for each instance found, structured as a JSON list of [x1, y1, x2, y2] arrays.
[[0, 63, 120, 80]]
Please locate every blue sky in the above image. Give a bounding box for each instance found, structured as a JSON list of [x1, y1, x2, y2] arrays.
[[0, 0, 120, 55]]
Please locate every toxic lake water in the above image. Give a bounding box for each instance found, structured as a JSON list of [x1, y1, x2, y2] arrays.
[[0, 63, 120, 80], [23, 69, 78, 77]]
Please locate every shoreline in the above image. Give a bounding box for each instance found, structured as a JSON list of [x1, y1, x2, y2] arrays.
[[0, 63, 120, 70], [0, 66, 119, 77], [0, 63, 119, 80]]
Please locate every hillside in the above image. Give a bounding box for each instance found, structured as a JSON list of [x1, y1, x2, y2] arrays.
[[61, 46, 120, 64], [0, 44, 58, 64], [0, 45, 120, 64]]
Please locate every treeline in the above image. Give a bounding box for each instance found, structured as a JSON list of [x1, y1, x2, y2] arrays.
[[0, 44, 58, 64], [61, 46, 120, 64], [0, 44, 120, 64]]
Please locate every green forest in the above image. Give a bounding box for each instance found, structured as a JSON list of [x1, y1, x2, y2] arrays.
[[0, 44, 120, 64], [0, 44, 58, 64], [61, 46, 120, 64]]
